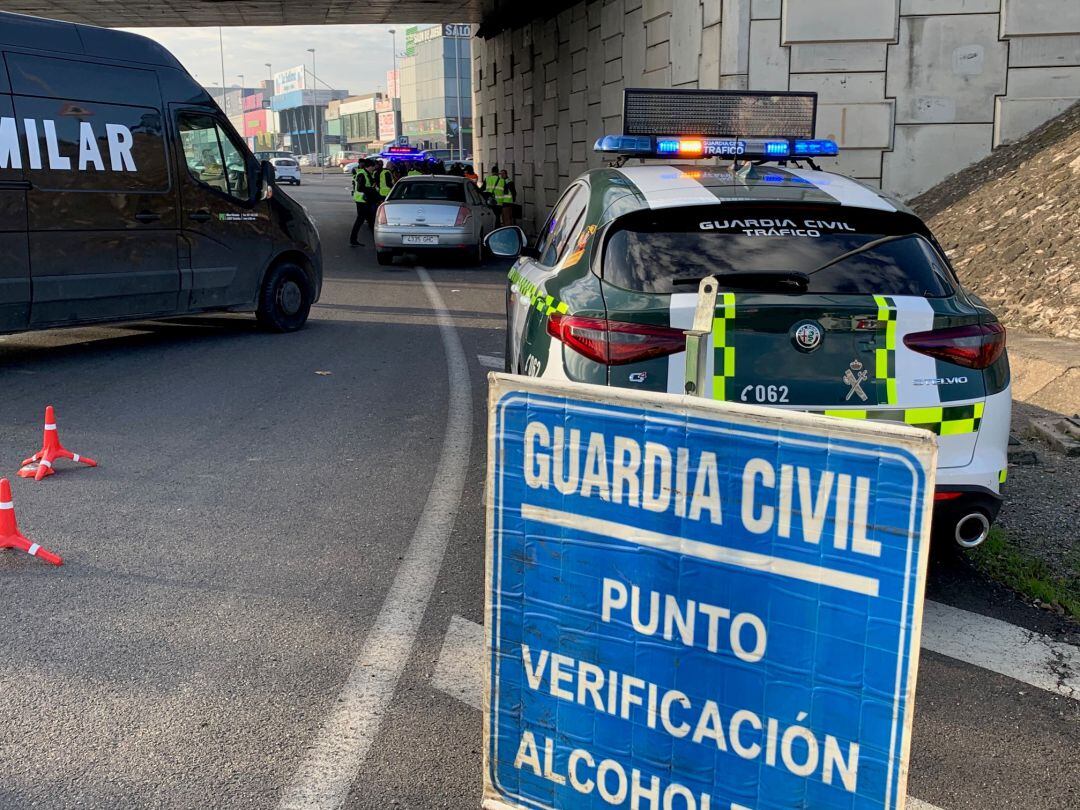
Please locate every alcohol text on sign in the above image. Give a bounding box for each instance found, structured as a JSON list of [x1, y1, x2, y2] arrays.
[[483, 376, 936, 810]]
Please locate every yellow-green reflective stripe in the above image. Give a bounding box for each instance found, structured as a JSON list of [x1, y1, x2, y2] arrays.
[[875, 348, 888, 379], [941, 419, 975, 435], [711, 294, 738, 400], [825, 410, 868, 420], [818, 403, 983, 434], [904, 406, 943, 424], [999, 468, 1008, 484]]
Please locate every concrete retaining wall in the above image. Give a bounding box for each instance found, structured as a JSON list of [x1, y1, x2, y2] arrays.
[[473, 0, 1080, 234]]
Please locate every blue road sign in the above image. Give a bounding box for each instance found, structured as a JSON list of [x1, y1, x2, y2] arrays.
[[483, 376, 936, 810]]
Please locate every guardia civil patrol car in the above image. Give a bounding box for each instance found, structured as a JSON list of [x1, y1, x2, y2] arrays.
[[487, 89, 1010, 548]]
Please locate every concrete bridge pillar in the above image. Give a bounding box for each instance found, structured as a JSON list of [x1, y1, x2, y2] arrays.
[[474, 0, 1080, 234]]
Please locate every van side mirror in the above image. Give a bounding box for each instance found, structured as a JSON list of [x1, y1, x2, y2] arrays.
[[485, 226, 533, 258], [260, 160, 275, 200]]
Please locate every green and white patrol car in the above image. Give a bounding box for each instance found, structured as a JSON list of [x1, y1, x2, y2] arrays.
[[486, 90, 1010, 548]]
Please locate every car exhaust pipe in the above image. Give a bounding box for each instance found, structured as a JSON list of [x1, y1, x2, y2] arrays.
[[955, 511, 990, 549]]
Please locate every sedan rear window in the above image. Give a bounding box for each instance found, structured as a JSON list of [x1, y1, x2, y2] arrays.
[[388, 181, 466, 203], [602, 205, 955, 297]]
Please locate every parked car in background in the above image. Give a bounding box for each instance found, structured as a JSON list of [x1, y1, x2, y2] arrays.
[[374, 176, 497, 266], [342, 160, 360, 174], [254, 149, 295, 162], [271, 157, 301, 185]]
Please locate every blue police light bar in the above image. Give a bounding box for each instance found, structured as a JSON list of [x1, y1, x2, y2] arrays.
[[593, 135, 837, 160]]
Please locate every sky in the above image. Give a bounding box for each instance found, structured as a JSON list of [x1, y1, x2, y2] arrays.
[[123, 25, 435, 94]]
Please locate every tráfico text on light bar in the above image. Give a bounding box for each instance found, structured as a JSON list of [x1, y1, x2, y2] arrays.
[[593, 135, 839, 159]]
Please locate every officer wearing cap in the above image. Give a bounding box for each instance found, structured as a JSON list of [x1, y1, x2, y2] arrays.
[[349, 159, 375, 247]]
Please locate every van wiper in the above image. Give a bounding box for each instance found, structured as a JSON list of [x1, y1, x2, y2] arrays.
[[804, 233, 913, 277], [672, 271, 809, 292]]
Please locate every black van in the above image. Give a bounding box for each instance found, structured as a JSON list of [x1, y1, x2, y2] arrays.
[[0, 12, 322, 334]]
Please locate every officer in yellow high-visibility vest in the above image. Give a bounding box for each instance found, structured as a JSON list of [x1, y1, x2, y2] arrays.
[[484, 164, 514, 225], [497, 168, 516, 225], [349, 161, 374, 246], [376, 161, 395, 199]]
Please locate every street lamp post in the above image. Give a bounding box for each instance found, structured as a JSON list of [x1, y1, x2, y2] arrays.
[[307, 48, 320, 171], [389, 29, 398, 98]]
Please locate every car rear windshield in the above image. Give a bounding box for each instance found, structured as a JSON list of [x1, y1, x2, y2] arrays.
[[388, 181, 466, 203], [274, 159, 297, 167], [601, 205, 955, 296]]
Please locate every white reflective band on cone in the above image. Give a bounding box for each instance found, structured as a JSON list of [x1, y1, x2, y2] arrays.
[[0, 501, 12, 510], [45, 424, 57, 430], [72, 454, 80, 462], [39, 459, 51, 468], [28, 543, 40, 556]]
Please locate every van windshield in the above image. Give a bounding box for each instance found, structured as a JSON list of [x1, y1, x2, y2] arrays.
[[602, 205, 955, 297]]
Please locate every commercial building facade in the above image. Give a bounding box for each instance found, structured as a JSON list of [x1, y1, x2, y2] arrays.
[[272, 65, 347, 156], [399, 24, 474, 157]]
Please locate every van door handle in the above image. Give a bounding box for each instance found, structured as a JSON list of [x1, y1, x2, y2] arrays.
[[134, 211, 161, 223], [189, 211, 212, 222]]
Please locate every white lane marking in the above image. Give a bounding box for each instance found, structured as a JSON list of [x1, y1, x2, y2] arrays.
[[477, 354, 503, 370], [522, 504, 881, 596], [921, 600, 1078, 700], [431, 614, 485, 711], [432, 615, 948, 810], [278, 267, 473, 810]]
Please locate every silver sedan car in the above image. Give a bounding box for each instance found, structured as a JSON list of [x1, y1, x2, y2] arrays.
[[374, 176, 497, 265]]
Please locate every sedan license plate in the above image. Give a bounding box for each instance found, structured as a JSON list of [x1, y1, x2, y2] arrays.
[[403, 235, 439, 246]]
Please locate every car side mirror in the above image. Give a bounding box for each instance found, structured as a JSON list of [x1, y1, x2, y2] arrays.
[[485, 226, 530, 258], [260, 160, 275, 199]]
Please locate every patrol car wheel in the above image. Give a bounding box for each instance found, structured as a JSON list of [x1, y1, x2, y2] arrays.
[[256, 262, 313, 332]]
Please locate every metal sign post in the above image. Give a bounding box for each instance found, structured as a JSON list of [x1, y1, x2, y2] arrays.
[[483, 374, 936, 810], [683, 275, 718, 397]]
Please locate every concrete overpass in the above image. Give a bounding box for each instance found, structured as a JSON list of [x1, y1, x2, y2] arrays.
[[5, 0, 1077, 233]]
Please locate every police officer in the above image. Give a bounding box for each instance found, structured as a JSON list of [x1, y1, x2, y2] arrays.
[[349, 160, 374, 247], [374, 159, 395, 202], [484, 164, 510, 220], [497, 168, 516, 225]]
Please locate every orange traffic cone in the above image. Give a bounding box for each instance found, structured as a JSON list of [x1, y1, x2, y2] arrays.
[[0, 478, 62, 565], [18, 405, 98, 481]]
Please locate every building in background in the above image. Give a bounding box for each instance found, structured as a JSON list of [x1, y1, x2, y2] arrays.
[[272, 65, 347, 157], [376, 95, 401, 148], [340, 94, 388, 154], [398, 24, 473, 158], [242, 87, 278, 151], [386, 69, 399, 99]]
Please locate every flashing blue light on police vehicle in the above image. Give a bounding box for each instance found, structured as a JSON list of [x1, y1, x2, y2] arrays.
[[765, 141, 790, 157], [656, 139, 680, 154], [792, 139, 838, 156], [594, 134, 653, 154]]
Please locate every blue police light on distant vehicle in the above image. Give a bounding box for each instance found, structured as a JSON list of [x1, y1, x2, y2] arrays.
[[594, 88, 838, 161]]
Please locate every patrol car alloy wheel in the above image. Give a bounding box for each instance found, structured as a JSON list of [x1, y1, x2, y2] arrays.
[[256, 262, 313, 332]]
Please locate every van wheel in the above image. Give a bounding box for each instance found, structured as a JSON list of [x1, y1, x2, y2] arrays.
[[256, 262, 313, 332]]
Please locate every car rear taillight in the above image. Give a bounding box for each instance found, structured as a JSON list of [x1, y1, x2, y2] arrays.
[[376, 204, 387, 225], [547, 314, 687, 365], [903, 322, 1006, 369], [454, 205, 471, 227]]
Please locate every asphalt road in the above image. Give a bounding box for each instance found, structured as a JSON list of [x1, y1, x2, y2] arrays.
[[0, 173, 1075, 810]]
